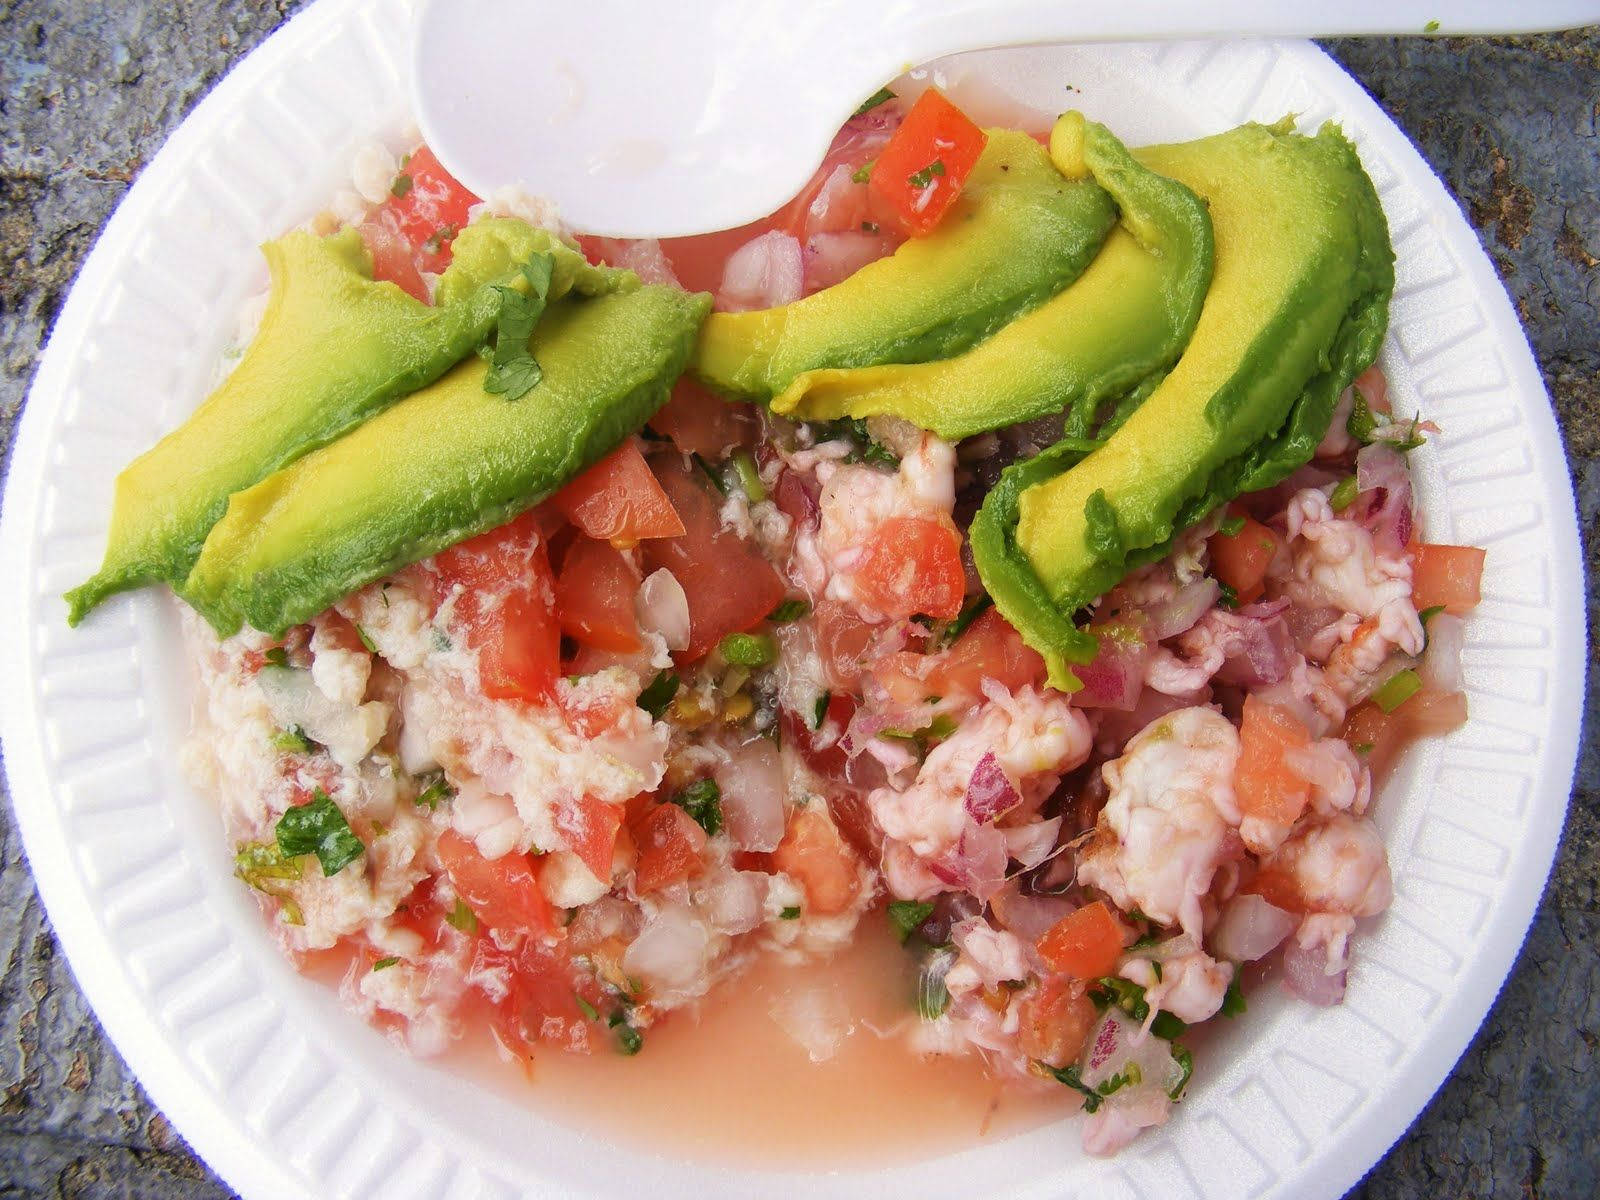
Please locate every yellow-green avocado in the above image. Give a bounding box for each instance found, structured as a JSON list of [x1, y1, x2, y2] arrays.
[[690, 129, 1118, 402], [975, 119, 1393, 688], [183, 284, 711, 637], [768, 113, 1213, 440], [65, 218, 629, 625]]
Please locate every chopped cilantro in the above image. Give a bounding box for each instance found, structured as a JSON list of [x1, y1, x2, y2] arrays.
[[917, 949, 954, 1020], [851, 161, 875, 185], [372, 956, 399, 971], [1090, 976, 1150, 1022], [1168, 1042, 1194, 1099], [731, 449, 766, 502], [413, 774, 454, 811], [1045, 1063, 1102, 1112], [768, 597, 811, 623], [1353, 741, 1376, 755], [637, 670, 680, 719], [812, 690, 831, 730], [610, 1011, 644, 1055], [811, 417, 899, 467], [1373, 667, 1422, 713], [445, 898, 479, 933], [354, 623, 377, 653], [234, 841, 303, 893], [420, 222, 459, 256], [1220, 972, 1247, 1018], [574, 993, 600, 1021], [780, 906, 802, 920], [1218, 514, 1246, 537], [937, 594, 992, 648], [881, 714, 958, 759], [262, 646, 289, 668], [1418, 604, 1446, 627], [719, 632, 776, 667], [1381, 416, 1429, 453], [483, 254, 556, 401], [888, 899, 935, 944], [671, 778, 723, 837], [1097, 1062, 1142, 1097], [271, 725, 314, 755], [1150, 959, 1163, 982], [389, 173, 413, 198], [1217, 581, 1240, 609], [853, 86, 896, 116], [1150, 1010, 1188, 1040], [1329, 475, 1360, 512], [275, 789, 365, 877], [907, 159, 947, 189], [693, 452, 731, 495], [1347, 387, 1377, 443]]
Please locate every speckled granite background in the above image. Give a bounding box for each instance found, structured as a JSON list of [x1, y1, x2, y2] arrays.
[[0, 3, 1594, 1197]]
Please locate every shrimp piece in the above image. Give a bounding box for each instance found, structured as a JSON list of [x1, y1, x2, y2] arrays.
[[1076, 707, 1244, 941], [1323, 605, 1423, 704], [1120, 940, 1235, 1024], [869, 686, 1091, 859], [1255, 814, 1392, 919]]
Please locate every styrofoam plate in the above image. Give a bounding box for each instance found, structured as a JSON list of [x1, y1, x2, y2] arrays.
[[0, 2, 1583, 1197]]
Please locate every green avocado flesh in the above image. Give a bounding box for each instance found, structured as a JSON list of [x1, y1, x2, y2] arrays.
[[65, 218, 625, 625], [980, 120, 1393, 689], [769, 113, 1213, 440], [690, 129, 1118, 402], [182, 284, 711, 636]]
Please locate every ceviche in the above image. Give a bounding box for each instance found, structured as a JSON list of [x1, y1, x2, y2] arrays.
[[68, 82, 1485, 1157]]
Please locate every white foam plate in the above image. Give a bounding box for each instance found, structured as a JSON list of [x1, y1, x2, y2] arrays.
[[0, 2, 1584, 1197]]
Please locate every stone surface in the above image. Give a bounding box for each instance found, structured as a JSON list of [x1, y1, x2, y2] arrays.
[[0, 5, 1594, 1197]]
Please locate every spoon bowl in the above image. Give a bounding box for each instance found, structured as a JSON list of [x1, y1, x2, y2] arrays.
[[414, 0, 1599, 237]]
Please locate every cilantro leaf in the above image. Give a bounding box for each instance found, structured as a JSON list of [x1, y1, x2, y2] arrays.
[[767, 598, 812, 623], [888, 900, 935, 944], [372, 956, 399, 971], [779, 906, 802, 920], [812, 690, 831, 730], [671, 778, 723, 837], [637, 670, 680, 720], [483, 253, 556, 401], [1044, 1063, 1102, 1113], [275, 789, 365, 876], [907, 159, 947, 189], [1220, 971, 1247, 1018]]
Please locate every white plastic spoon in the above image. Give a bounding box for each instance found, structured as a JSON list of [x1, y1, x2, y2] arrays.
[[414, 0, 1599, 237]]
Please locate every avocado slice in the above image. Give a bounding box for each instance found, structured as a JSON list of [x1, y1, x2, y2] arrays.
[[691, 129, 1118, 402], [975, 120, 1393, 688], [182, 284, 711, 636], [65, 218, 630, 625], [765, 113, 1213, 440]]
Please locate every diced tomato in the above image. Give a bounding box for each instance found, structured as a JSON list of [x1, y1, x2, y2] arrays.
[[1341, 688, 1468, 781], [558, 680, 635, 740], [374, 145, 479, 274], [433, 511, 560, 702], [932, 608, 1045, 698], [1235, 695, 1313, 827], [771, 808, 859, 916], [631, 802, 709, 893], [1036, 900, 1125, 980], [556, 537, 643, 654], [436, 828, 556, 940], [551, 441, 685, 545], [553, 794, 624, 884], [640, 456, 786, 660], [866, 89, 987, 236], [1209, 511, 1283, 605], [647, 379, 758, 457], [783, 691, 858, 780], [356, 219, 430, 302], [812, 600, 877, 690], [852, 515, 966, 621], [1411, 543, 1485, 614], [1019, 973, 1099, 1069], [472, 935, 594, 1055]]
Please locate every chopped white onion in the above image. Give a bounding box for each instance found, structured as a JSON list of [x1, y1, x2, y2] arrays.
[[717, 231, 804, 312], [1417, 611, 1465, 694], [713, 737, 787, 852], [257, 665, 389, 767], [1001, 817, 1063, 871], [1209, 894, 1298, 962], [621, 904, 712, 992], [636, 568, 690, 652], [695, 871, 769, 936], [1281, 937, 1347, 1006]]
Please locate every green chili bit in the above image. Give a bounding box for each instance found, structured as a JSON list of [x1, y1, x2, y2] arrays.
[[1372, 667, 1422, 714], [719, 632, 777, 667], [671, 778, 724, 837], [768, 597, 812, 623], [888, 899, 935, 944], [637, 670, 681, 719]]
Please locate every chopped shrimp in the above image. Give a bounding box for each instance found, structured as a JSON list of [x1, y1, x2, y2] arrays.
[[869, 686, 1091, 859], [1076, 707, 1243, 940], [1120, 939, 1234, 1025], [1322, 607, 1422, 704]]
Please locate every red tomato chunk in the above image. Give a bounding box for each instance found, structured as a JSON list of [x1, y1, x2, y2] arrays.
[[867, 89, 987, 236]]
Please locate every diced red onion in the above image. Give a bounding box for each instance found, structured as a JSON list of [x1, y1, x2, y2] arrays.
[[1281, 937, 1347, 1006], [621, 904, 711, 991], [1002, 816, 1063, 870], [1212, 613, 1297, 688], [636, 568, 690, 652], [1417, 612, 1465, 694], [1081, 1007, 1184, 1095], [803, 230, 898, 293], [930, 821, 1008, 900], [773, 468, 820, 527], [1209, 894, 1298, 962], [596, 237, 681, 287], [1141, 578, 1221, 641], [965, 752, 1021, 824], [1237, 597, 1290, 621], [1355, 443, 1414, 553], [990, 881, 1075, 942], [697, 871, 769, 936], [714, 736, 786, 852], [1073, 631, 1153, 711], [718, 232, 804, 312]]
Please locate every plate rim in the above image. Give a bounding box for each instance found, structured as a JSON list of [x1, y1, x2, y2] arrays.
[[0, 7, 1585, 1199]]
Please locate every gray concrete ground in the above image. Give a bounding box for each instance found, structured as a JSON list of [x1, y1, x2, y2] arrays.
[[1, 4, 1595, 1197]]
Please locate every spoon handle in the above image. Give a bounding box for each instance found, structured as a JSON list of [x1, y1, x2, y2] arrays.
[[888, 0, 1599, 63]]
